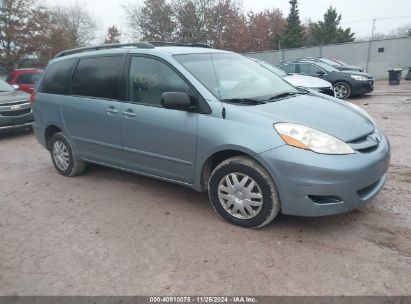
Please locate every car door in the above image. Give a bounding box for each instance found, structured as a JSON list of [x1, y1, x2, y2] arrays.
[[120, 55, 198, 184], [61, 55, 125, 166]]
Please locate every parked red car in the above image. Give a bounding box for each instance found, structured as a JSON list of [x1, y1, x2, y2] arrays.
[[6, 68, 43, 94]]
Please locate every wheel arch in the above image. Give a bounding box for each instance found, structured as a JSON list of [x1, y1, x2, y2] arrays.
[[332, 80, 352, 89], [44, 124, 63, 150], [198, 147, 264, 192]]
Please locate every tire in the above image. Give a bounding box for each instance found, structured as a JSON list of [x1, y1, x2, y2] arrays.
[[49, 132, 85, 177], [208, 156, 280, 228], [333, 81, 351, 99]]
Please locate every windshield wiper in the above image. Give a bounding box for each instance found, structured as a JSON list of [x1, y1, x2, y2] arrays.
[[268, 91, 307, 100], [221, 98, 266, 105]]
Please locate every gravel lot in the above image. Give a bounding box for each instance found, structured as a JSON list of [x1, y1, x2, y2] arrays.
[[1, 81, 410, 296]]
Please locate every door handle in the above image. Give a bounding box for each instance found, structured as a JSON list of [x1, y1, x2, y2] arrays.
[[106, 107, 119, 115], [123, 110, 136, 118]]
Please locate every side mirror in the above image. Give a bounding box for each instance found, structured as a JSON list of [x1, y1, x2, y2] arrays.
[[12, 84, 19, 90], [316, 70, 326, 76], [161, 92, 193, 111]]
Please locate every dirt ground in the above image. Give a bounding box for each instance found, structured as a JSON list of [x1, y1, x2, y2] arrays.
[[0, 80, 410, 296]]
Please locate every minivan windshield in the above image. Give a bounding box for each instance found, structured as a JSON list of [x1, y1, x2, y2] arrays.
[[175, 53, 298, 101]]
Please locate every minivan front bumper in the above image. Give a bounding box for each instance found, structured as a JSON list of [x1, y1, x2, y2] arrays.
[[256, 134, 390, 216]]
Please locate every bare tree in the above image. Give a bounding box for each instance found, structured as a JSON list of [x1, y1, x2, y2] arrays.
[[207, 0, 248, 52], [28, 6, 73, 65], [104, 25, 121, 44], [125, 0, 175, 41], [247, 9, 285, 51], [173, 0, 215, 44], [52, 3, 97, 48], [0, 0, 35, 72]]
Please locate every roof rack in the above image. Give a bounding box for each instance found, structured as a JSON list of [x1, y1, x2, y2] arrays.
[[147, 41, 212, 49], [54, 42, 155, 58], [54, 41, 212, 58]]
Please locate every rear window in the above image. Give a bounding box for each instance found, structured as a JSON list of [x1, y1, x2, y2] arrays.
[[72, 56, 123, 100], [16, 73, 36, 84], [39, 59, 75, 95]]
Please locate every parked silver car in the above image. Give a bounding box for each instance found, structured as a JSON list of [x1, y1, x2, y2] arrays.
[[0, 80, 32, 132], [32, 43, 390, 228]]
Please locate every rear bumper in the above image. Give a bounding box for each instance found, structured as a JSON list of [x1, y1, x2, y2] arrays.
[[0, 112, 33, 132], [256, 134, 390, 216]]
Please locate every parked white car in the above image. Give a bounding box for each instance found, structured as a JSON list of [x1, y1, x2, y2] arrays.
[[251, 58, 335, 97]]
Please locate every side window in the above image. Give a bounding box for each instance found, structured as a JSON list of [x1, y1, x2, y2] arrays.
[[299, 63, 322, 74], [280, 64, 296, 73], [16, 73, 34, 84], [40, 59, 75, 95], [72, 56, 123, 100], [129, 56, 193, 106]]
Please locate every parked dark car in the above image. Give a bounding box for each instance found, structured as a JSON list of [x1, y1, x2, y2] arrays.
[[0, 80, 32, 132], [6, 68, 43, 94], [300, 57, 364, 72], [277, 59, 374, 99]]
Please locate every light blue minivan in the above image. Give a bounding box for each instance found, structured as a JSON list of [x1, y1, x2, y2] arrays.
[[32, 43, 390, 228]]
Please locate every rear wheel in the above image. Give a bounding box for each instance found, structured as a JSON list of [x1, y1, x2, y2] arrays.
[[208, 156, 280, 228], [333, 82, 351, 99], [50, 132, 85, 177]]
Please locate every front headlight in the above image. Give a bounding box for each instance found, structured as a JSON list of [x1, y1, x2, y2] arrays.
[[274, 123, 354, 154], [350, 75, 368, 81], [346, 102, 377, 126]]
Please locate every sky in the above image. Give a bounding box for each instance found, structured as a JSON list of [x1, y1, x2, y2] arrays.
[[45, 0, 411, 42]]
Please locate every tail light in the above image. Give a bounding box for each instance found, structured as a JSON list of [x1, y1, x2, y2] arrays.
[[29, 92, 36, 104]]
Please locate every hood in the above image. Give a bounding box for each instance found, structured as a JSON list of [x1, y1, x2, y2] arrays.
[[336, 65, 364, 72], [0, 90, 30, 104], [283, 74, 332, 89], [339, 70, 373, 78], [247, 93, 375, 142]]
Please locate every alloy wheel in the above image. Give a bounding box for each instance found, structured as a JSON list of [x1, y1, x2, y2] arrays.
[[52, 140, 70, 171]]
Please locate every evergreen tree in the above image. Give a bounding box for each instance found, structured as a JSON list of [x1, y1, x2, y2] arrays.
[[281, 0, 304, 48], [312, 7, 355, 45]]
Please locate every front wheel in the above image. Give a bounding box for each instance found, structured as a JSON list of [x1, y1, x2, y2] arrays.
[[333, 82, 351, 99], [208, 156, 280, 228]]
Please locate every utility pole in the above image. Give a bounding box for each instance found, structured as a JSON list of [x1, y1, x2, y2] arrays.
[[278, 40, 282, 63], [366, 18, 376, 72]]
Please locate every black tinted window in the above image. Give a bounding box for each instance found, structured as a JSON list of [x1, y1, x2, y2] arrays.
[[299, 63, 322, 74], [72, 56, 122, 100], [40, 59, 74, 95], [16, 73, 36, 84], [129, 57, 193, 106]]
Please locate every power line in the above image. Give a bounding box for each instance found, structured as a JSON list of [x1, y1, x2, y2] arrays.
[[341, 16, 411, 24]]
